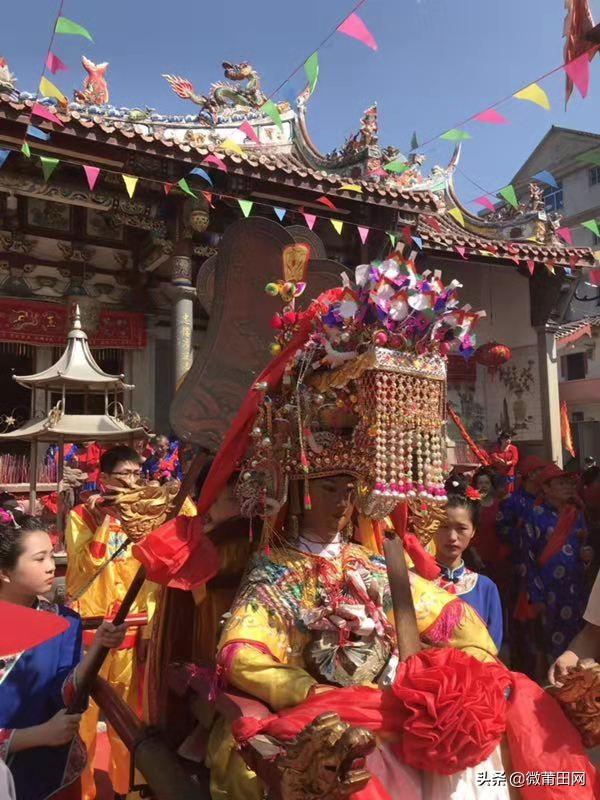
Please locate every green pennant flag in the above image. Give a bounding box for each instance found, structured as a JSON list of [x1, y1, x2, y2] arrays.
[[388, 232, 397, 247], [498, 184, 519, 209], [440, 129, 471, 141], [383, 160, 410, 174], [40, 156, 59, 182], [410, 131, 419, 150], [582, 219, 600, 237], [178, 177, 196, 198], [238, 199, 253, 218], [304, 52, 319, 95], [261, 100, 283, 131], [55, 16, 93, 41], [21, 141, 31, 158]]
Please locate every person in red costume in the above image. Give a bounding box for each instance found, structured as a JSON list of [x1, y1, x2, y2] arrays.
[[76, 441, 104, 492], [489, 432, 519, 495]]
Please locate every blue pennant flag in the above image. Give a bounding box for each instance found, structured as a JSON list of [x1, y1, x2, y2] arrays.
[[190, 167, 213, 186], [27, 126, 50, 141], [532, 170, 558, 189], [0, 150, 9, 168], [274, 207, 286, 221]]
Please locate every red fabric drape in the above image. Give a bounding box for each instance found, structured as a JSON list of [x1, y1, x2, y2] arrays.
[[537, 505, 580, 567]]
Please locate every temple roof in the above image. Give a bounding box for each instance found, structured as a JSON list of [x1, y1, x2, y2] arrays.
[[0, 413, 144, 442], [13, 306, 132, 391]]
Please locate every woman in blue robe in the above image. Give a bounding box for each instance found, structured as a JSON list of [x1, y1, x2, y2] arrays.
[[432, 489, 503, 650], [0, 517, 126, 800]]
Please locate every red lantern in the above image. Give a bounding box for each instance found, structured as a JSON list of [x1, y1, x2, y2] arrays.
[[474, 341, 511, 378]]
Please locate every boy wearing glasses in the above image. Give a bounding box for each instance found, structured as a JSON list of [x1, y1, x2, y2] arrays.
[[65, 445, 155, 800]]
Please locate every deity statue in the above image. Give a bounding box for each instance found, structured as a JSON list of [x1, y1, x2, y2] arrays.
[[0, 57, 16, 93], [74, 56, 109, 106]]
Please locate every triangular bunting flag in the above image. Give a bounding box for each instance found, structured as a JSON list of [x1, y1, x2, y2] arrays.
[[261, 100, 283, 131], [412, 236, 423, 249], [40, 156, 59, 182], [32, 102, 63, 126], [164, 183, 174, 195], [545, 261, 556, 275], [274, 207, 286, 221], [316, 195, 337, 210], [474, 196, 496, 212], [0, 150, 9, 169], [55, 16, 93, 41], [526, 260, 535, 276], [455, 246, 468, 260], [238, 199, 253, 218], [498, 185, 519, 210], [588, 268, 600, 286], [565, 53, 591, 100], [331, 219, 343, 235], [178, 178, 196, 198], [303, 213, 316, 230], [202, 192, 214, 207], [337, 12, 378, 51], [83, 165, 100, 191], [122, 175, 138, 199], [383, 160, 410, 174], [27, 126, 49, 141], [556, 227, 573, 244], [39, 77, 67, 105], [410, 131, 419, 151], [448, 207, 465, 227], [305, 52, 319, 95], [220, 138, 244, 156], [239, 120, 259, 144], [388, 233, 397, 247], [513, 83, 550, 110], [46, 52, 68, 75], [339, 184, 362, 192], [357, 226, 369, 244], [473, 109, 508, 124], [21, 141, 31, 158], [532, 170, 558, 189], [190, 167, 213, 185], [582, 219, 600, 237], [202, 154, 227, 171], [440, 129, 471, 141]]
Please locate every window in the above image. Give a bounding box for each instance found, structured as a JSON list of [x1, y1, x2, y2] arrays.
[[562, 352, 587, 381], [544, 183, 564, 213], [590, 166, 600, 187]]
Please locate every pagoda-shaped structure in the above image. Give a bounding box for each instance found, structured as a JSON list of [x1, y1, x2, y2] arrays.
[[0, 307, 145, 515]]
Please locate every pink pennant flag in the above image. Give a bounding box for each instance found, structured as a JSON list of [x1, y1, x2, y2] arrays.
[[31, 102, 63, 127], [337, 12, 378, 51], [588, 268, 600, 286], [303, 213, 316, 230], [474, 196, 496, 212], [46, 52, 68, 75], [565, 53, 591, 99], [368, 167, 387, 177], [357, 226, 369, 244], [202, 154, 228, 172], [83, 165, 100, 191], [239, 120, 259, 144], [473, 109, 508, 125], [164, 182, 174, 195], [455, 246, 468, 260], [526, 260, 535, 276], [202, 191, 214, 207], [556, 227, 573, 244]]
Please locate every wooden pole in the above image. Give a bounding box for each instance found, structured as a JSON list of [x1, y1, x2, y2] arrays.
[[68, 448, 208, 712], [382, 532, 422, 662]]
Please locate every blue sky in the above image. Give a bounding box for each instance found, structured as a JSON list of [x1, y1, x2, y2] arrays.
[[4, 0, 600, 205]]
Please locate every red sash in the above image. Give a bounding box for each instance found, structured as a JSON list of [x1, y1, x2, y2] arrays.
[[537, 505, 579, 567]]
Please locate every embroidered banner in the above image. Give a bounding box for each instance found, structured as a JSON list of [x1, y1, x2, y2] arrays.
[[0, 299, 146, 348]]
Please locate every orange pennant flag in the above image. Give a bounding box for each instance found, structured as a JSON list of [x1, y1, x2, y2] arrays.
[[560, 400, 576, 457]]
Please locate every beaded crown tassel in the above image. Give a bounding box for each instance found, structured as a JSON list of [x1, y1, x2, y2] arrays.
[[237, 247, 485, 522]]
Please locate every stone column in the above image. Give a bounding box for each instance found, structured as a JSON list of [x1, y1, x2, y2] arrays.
[[537, 326, 562, 465], [169, 245, 196, 390]]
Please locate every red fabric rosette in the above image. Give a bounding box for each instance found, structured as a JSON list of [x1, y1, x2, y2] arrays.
[[390, 648, 510, 774]]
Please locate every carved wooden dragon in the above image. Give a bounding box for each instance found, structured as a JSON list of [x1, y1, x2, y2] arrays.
[[74, 57, 109, 106], [163, 61, 267, 123]]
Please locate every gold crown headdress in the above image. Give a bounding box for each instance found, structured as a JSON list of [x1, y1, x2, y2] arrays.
[[237, 247, 484, 521]]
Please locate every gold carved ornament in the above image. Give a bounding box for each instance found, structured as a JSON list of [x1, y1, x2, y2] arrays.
[[548, 663, 600, 748], [100, 480, 180, 541]]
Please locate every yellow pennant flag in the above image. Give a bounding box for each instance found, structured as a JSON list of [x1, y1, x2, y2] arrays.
[[339, 184, 362, 192], [331, 219, 344, 235], [122, 174, 138, 199], [39, 76, 67, 105], [448, 207, 465, 227], [513, 83, 550, 111], [220, 138, 244, 156]]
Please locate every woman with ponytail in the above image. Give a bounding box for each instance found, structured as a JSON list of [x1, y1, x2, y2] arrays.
[[432, 486, 504, 650]]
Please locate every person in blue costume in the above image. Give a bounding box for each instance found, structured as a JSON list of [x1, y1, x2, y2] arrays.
[[0, 516, 126, 800], [523, 463, 593, 665], [432, 486, 503, 650]]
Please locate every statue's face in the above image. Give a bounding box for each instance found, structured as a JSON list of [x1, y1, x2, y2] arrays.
[[305, 475, 355, 533]]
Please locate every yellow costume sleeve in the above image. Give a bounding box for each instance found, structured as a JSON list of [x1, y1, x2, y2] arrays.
[[218, 598, 316, 711], [65, 507, 96, 599]]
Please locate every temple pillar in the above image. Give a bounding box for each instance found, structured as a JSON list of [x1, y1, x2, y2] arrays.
[[536, 326, 562, 465], [169, 244, 196, 391]]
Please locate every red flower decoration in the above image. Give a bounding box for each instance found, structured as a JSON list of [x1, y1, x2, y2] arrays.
[[391, 648, 510, 774], [466, 486, 482, 500]]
